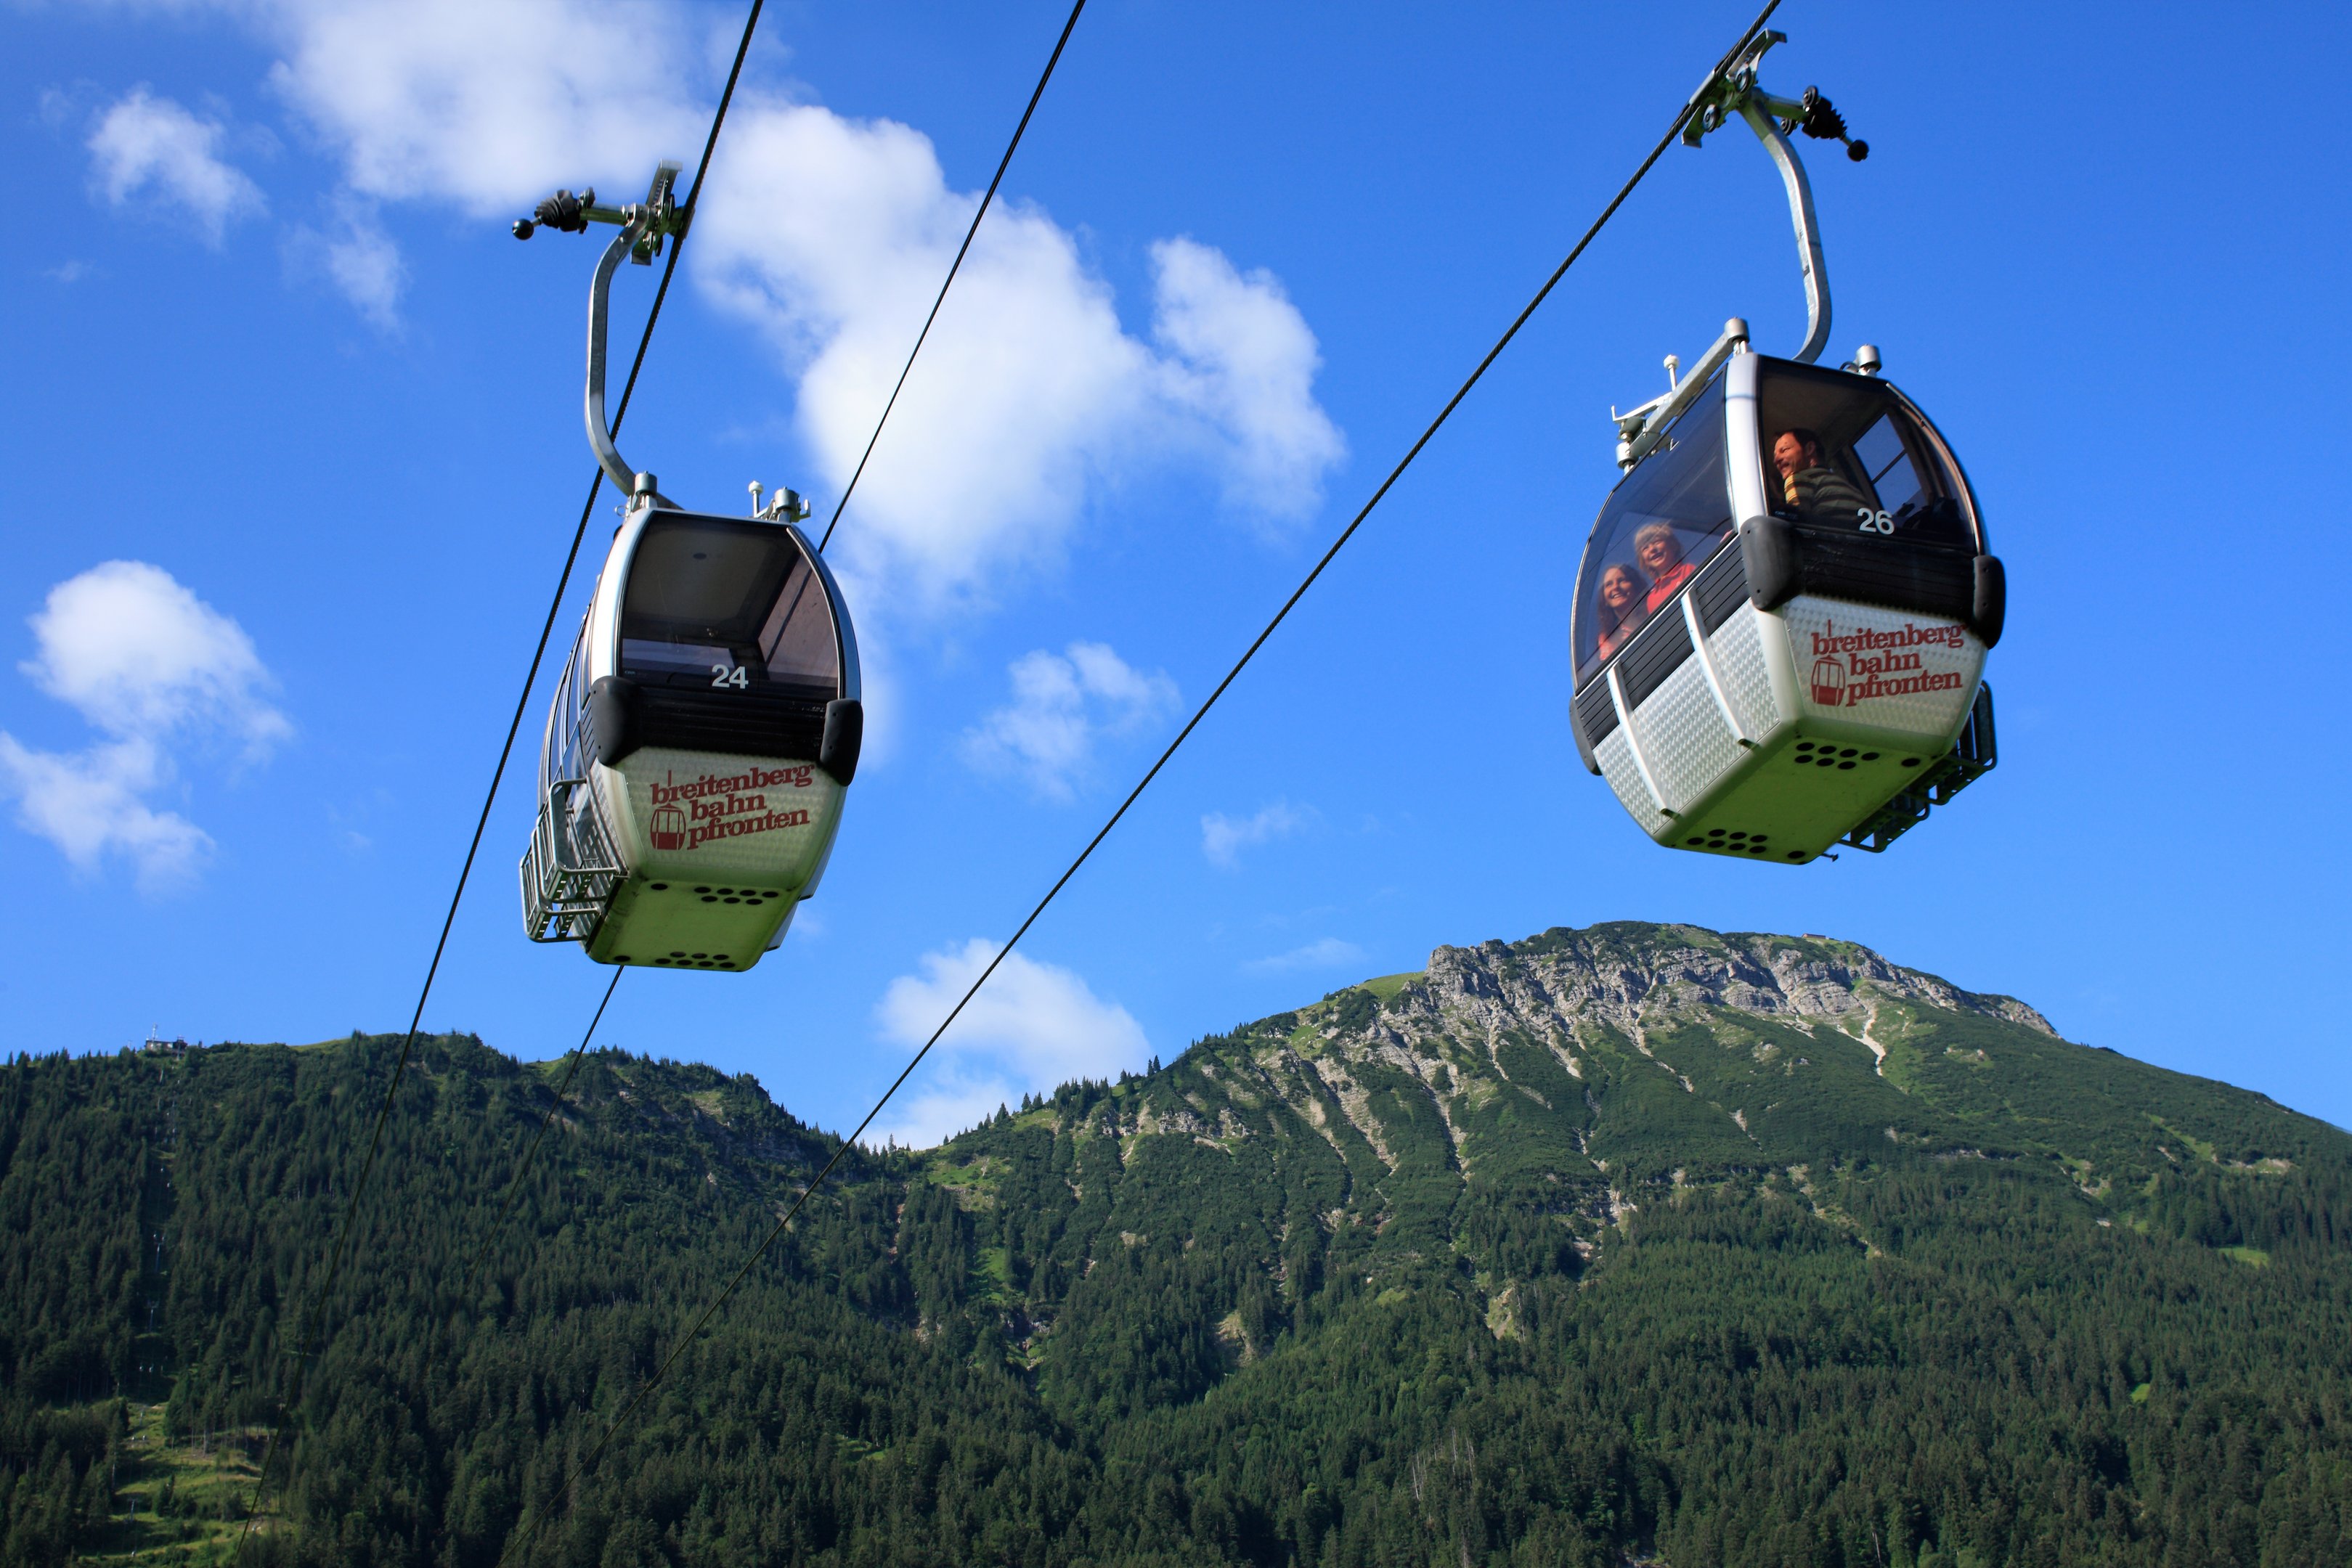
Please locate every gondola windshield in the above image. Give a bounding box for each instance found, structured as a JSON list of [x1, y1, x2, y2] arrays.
[[1755, 362, 1977, 550], [620, 515, 841, 698], [1574, 374, 1734, 685]]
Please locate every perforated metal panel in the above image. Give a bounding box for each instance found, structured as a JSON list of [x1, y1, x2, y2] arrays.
[[1632, 656, 1743, 812], [1595, 729, 1659, 825], [1709, 604, 1783, 740]]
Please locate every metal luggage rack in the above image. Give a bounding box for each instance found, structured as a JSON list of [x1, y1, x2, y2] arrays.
[[1840, 684, 1998, 853], [521, 629, 627, 942]]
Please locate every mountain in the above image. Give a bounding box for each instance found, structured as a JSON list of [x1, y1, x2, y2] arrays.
[[4, 922, 2349, 1567]]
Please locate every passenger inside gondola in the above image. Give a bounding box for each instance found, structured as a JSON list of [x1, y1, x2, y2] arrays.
[[1594, 563, 1648, 661], [1633, 523, 1694, 611], [1770, 427, 1871, 525]]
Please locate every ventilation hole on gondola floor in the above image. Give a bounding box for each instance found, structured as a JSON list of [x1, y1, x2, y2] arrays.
[[1861, 752, 1880, 761], [1749, 845, 1767, 854], [763, 889, 781, 897], [691, 952, 707, 960], [723, 897, 741, 904], [700, 895, 717, 902], [744, 898, 764, 906], [670, 951, 686, 957], [1685, 836, 1704, 846], [1786, 850, 1804, 859], [1837, 761, 1856, 770], [614, 955, 631, 963], [651, 882, 669, 891], [1900, 757, 1921, 767], [1839, 748, 1858, 757], [1796, 740, 1815, 751], [716, 887, 735, 895], [1728, 831, 1747, 841]]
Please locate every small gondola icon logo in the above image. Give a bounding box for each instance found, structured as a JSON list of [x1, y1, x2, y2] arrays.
[[649, 804, 689, 851], [1809, 656, 1848, 709]]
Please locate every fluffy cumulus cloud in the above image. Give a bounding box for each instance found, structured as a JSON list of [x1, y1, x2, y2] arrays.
[[0, 562, 288, 891], [962, 642, 1177, 801], [874, 939, 1149, 1148], [251, 0, 705, 211], [1201, 798, 1313, 869], [69, 0, 1344, 600], [86, 87, 266, 245], [696, 107, 1346, 604], [1149, 239, 1345, 520]]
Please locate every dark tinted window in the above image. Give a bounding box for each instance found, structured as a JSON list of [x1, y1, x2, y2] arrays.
[[1758, 362, 1971, 547], [1574, 375, 1733, 685], [621, 516, 839, 694]]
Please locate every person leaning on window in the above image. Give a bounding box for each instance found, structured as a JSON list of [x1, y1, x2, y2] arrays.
[[1593, 562, 1648, 662], [1632, 523, 1695, 613], [1770, 428, 1873, 525]]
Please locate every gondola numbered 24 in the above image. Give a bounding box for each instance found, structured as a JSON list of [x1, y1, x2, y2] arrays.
[[1571, 34, 2003, 865], [513, 165, 861, 971]]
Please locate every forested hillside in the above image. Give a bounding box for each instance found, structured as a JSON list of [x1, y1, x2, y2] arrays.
[[5, 922, 2350, 1567]]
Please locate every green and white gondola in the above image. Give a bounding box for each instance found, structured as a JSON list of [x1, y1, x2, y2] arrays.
[[513, 162, 860, 969], [1568, 30, 2003, 863], [522, 502, 860, 970]]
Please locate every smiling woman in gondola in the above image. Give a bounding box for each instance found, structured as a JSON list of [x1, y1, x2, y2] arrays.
[[1593, 562, 1649, 661]]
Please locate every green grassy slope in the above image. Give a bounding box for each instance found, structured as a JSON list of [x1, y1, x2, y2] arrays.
[[4, 922, 2349, 1567]]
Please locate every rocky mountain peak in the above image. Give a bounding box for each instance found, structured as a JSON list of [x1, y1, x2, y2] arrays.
[[1402, 921, 2054, 1043]]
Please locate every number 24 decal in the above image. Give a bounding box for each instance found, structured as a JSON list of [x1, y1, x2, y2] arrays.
[[1855, 507, 1895, 535], [711, 663, 749, 689]]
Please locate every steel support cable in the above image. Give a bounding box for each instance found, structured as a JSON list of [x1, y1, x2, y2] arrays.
[[817, 0, 1087, 554], [463, 968, 624, 1284], [496, 4, 1781, 1556], [236, 4, 778, 1548]]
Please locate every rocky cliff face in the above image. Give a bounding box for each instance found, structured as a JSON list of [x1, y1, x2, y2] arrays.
[[1415, 923, 2054, 1040], [1033, 920, 2329, 1266]]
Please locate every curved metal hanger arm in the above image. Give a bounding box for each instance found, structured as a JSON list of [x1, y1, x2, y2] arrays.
[[585, 213, 651, 495], [514, 161, 686, 505], [1737, 100, 1830, 364]]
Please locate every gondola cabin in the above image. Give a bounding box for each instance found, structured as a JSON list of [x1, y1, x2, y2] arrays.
[[1570, 343, 2002, 862], [521, 502, 861, 969]]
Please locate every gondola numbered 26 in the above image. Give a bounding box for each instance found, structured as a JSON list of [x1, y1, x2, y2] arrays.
[[513, 165, 862, 970], [1571, 34, 2003, 864]]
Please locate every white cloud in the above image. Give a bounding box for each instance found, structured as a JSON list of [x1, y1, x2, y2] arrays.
[[0, 736, 211, 893], [874, 939, 1149, 1147], [64, 2, 1345, 595], [962, 641, 1177, 801], [1242, 936, 1367, 976], [1149, 238, 1346, 520], [0, 562, 287, 890], [1201, 798, 1313, 869], [86, 87, 266, 245], [254, 0, 705, 213], [286, 195, 406, 328], [693, 100, 1344, 605]]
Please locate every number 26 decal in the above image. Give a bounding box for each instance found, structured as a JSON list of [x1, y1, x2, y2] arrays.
[[711, 663, 750, 689], [1855, 507, 1895, 535]]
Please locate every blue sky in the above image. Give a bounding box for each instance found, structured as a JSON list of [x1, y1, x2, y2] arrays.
[[6, 0, 2348, 1143]]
